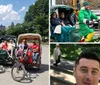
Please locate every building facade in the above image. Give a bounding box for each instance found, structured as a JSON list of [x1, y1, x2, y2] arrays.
[[0, 25, 5, 30]]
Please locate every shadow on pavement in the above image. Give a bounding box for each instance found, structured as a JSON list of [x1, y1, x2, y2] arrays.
[[13, 64, 49, 83], [51, 76, 74, 85], [26, 64, 49, 73], [51, 59, 74, 71]]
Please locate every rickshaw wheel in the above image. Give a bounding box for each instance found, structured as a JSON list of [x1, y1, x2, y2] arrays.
[[11, 63, 26, 82], [0, 65, 5, 73], [37, 57, 41, 70]]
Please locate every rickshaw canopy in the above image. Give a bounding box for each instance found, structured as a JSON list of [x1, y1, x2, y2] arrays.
[[50, 5, 74, 16], [17, 33, 42, 44], [0, 35, 16, 43]]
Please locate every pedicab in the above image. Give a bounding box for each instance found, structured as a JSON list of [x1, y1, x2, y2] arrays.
[[50, 5, 100, 42], [50, 5, 81, 42], [0, 35, 16, 65], [0, 35, 16, 73], [11, 33, 42, 82]]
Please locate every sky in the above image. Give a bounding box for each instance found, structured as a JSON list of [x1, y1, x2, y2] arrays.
[[0, 0, 36, 27]]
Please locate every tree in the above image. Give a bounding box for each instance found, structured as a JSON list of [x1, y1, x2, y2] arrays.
[[6, 22, 15, 35], [0, 29, 6, 36], [24, 0, 49, 39], [50, 44, 100, 61], [2, 0, 49, 40], [33, 13, 48, 38]]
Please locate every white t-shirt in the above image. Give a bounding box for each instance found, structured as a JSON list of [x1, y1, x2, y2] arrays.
[[8, 43, 15, 50]]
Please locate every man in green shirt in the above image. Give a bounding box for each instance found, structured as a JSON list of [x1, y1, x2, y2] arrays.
[[78, 1, 100, 42]]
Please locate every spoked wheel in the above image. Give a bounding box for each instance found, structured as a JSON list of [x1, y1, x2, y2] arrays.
[[0, 65, 5, 73], [11, 63, 26, 82], [37, 57, 41, 70]]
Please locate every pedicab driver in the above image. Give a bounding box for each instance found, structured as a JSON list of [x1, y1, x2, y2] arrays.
[[73, 50, 100, 85], [17, 39, 28, 57], [78, 1, 100, 42], [19, 39, 28, 50]]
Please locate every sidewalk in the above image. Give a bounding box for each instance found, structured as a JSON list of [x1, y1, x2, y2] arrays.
[[50, 57, 74, 71], [50, 58, 100, 85], [50, 58, 75, 85]]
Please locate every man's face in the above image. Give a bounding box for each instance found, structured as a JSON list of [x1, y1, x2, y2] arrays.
[[33, 42, 36, 45], [60, 13, 65, 19], [10, 40, 13, 43], [73, 58, 100, 85], [56, 44, 60, 48], [85, 5, 91, 10], [22, 39, 26, 44]]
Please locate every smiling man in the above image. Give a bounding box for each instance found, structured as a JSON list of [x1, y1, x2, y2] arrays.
[[73, 50, 100, 85]]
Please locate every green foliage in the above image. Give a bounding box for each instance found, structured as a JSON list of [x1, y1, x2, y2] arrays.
[[24, 0, 49, 40], [24, 5, 35, 22], [25, 0, 48, 22], [33, 13, 48, 37], [6, 22, 15, 35], [50, 44, 100, 61], [0, 29, 6, 36]]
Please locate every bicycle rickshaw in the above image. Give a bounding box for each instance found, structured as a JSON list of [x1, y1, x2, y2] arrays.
[[50, 5, 79, 42], [0, 35, 16, 65], [50, 5, 100, 42], [11, 33, 42, 81], [0, 35, 16, 73]]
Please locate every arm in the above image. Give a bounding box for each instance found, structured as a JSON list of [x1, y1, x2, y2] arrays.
[[51, 18, 61, 26], [78, 10, 86, 24], [91, 11, 98, 20], [78, 10, 93, 24]]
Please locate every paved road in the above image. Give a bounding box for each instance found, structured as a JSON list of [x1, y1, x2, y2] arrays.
[[94, 29, 100, 39], [0, 45, 49, 85]]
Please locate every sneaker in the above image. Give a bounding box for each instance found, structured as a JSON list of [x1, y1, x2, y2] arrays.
[[33, 60, 36, 63], [79, 36, 85, 42]]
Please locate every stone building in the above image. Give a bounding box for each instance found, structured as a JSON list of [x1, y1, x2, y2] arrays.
[[0, 25, 5, 30], [56, 0, 100, 10]]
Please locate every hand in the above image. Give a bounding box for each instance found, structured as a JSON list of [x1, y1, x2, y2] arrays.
[[61, 22, 65, 26], [89, 20, 93, 24]]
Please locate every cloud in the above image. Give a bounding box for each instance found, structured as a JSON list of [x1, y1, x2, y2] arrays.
[[3, 10, 20, 21], [0, 4, 20, 21], [19, 7, 26, 12]]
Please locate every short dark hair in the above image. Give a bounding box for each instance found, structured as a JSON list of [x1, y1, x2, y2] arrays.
[[51, 12, 57, 18], [75, 49, 100, 66]]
